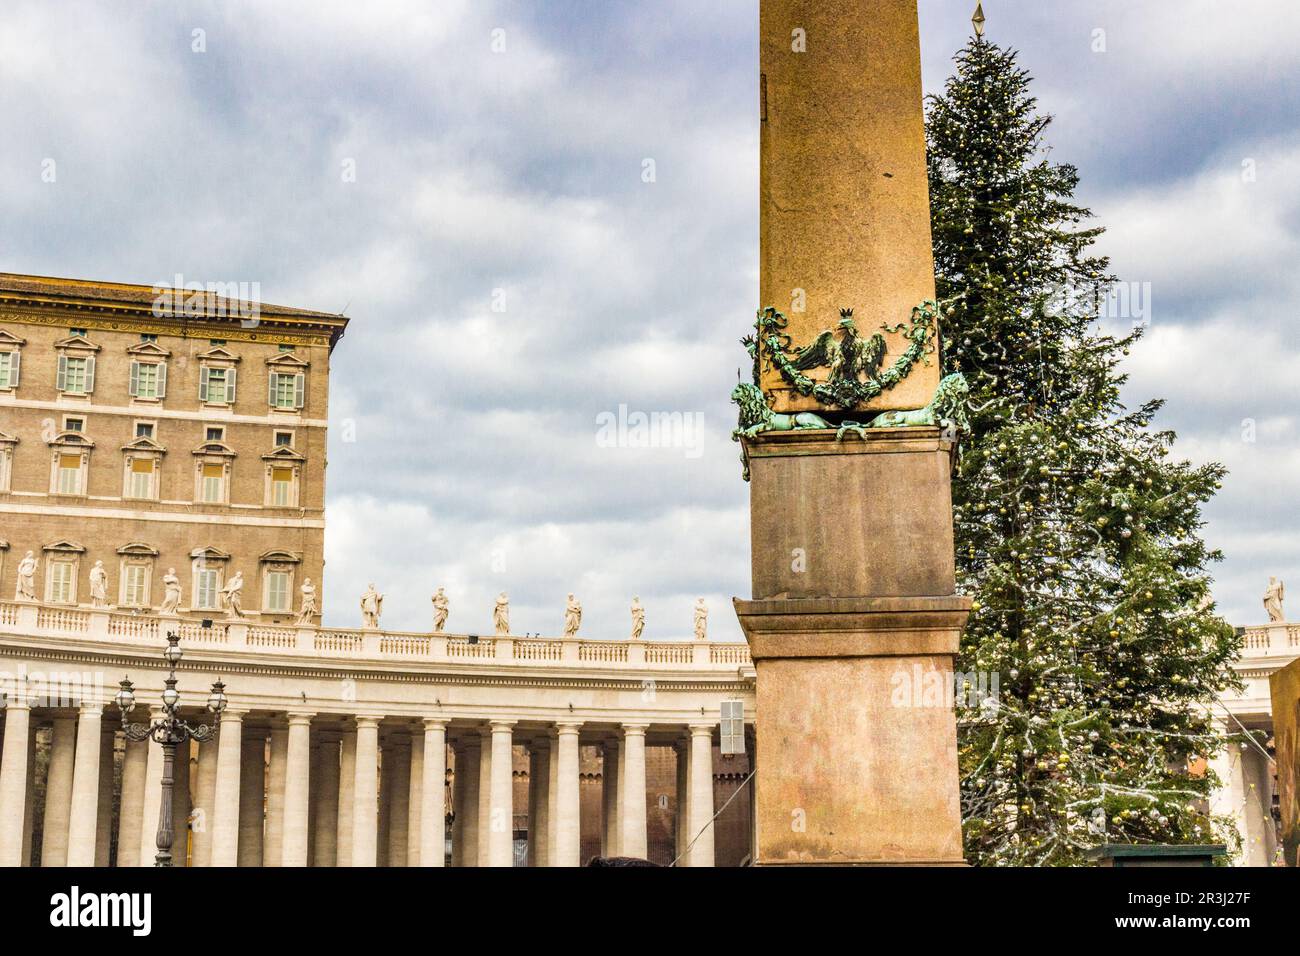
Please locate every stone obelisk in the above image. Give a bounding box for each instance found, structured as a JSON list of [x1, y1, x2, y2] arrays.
[[734, 0, 969, 865]]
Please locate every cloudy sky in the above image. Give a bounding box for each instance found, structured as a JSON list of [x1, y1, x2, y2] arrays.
[[2, 1, 1297, 638]]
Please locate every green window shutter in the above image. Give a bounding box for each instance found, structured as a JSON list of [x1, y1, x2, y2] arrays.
[[268, 371, 276, 406], [226, 367, 237, 403], [85, 356, 95, 393], [157, 362, 167, 398], [199, 365, 210, 401], [129, 360, 139, 396], [294, 372, 305, 409], [9, 350, 18, 387], [57, 354, 67, 391]]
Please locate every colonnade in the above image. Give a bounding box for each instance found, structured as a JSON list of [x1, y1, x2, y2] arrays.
[[0, 701, 723, 867]]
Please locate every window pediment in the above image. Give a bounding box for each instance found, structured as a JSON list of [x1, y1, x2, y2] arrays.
[[0, 329, 26, 347], [197, 346, 241, 365], [122, 436, 167, 454], [192, 441, 236, 458], [0, 539, 9, 551], [117, 542, 160, 557], [0, 430, 16, 446], [53, 335, 102, 353], [266, 352, 309, 370], [261, 445, 306, 463], [48, 431, 95, 449], [43, 539, 86, 554], [190, 546, 230, 562], [126, 340, 172, 358], [259, 549, 302, 564]]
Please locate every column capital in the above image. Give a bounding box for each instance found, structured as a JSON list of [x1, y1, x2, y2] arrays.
[[555, 722, 583, 735], [221, 709, 248, 721], [488, 719, 517, 733], [1, 691, 31, 712], [354, 715, 384, 729], [77, 699, 106, 717], [421, 717, 450, 732], [688, 723, 715, 737], [286, 712, 315, 726], [621, 722, 650, 736]]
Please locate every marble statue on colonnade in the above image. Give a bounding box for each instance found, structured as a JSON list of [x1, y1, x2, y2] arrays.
[[694, 597, 708, 641], [493, 591, 510, 635], [360, 584, 383, 629], [159, 568, 182, 614], [630, 596, 645, 640], [297, 579, 318, 624], [221, 572, 245, 619], [1265, 576, 1286, 623], [564, 593, 581, 637], [432, 586, 449, 632], [15, 551, 36, 601], [89, 561, 109, 608]]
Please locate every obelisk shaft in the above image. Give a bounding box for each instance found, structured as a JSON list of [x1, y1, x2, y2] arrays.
[[760, 0, 938, 414]]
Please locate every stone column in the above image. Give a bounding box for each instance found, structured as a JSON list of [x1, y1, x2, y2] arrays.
[[686, 725, 715, 867], [21, 727, 35, 866], [377, 738, 393, 866], [1210, 724, 1276, 866], [0, 700, 31, 866], [350, 716, 381, 866], [674, 739, 689, 865], [487, 720, 515, 867], [314, 732, 340, 867], [191, 735, 220, 867], [386, 732, 411, 867], [237, 729, 265, 866], [116, 732, 148, 868], [459, 739, 480, 867], [419, 719, 448, 867], [94, 725, 116, 867], [264, 722, 289, 866], [530, 738, 550, 867], [211, 709, 246, 867], [281, 712, 314, 867], [171, 738, 191, 867], [307, 738, 320, 866], [42, 715, 78, 866], [546, 731, 559, 861], [407, 729, 424, 866], [137, 707, 167, 867], [336, 727, 356, 867], [553, 722, 582, 867], [450, 745, 466, 867], [601, 739, 620, 857], [620, 724, 649, 859], [477, 729, 492, 865]]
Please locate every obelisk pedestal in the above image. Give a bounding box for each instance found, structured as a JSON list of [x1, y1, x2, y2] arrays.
[[734, 0, 969, 865]]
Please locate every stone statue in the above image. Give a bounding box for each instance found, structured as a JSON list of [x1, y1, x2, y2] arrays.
[[563, 593, 582, 637], [297, 578, 318, 625], [159, 568, 182, 614], [89, 561, 109, 608], [630, 596, 645, 640], [493, 592, 510, 635], [1265, 576, 1285, 623], [432, 586, 449, 632], [221, 571, 245, 619], [693, 597, 708, 641], [360, 583, 383, 629], [15, 551, 36, 602]]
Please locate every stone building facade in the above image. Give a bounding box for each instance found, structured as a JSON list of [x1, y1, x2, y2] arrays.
[[0, 273, 347, 624]]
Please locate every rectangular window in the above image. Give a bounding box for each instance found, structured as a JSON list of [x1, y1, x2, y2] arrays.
[[199, 366, 236, 404], [269, 371, 304, 410], [274, 431, 293, 447], [265, 571, 290, 612], [201, 463, 225, 503], [130, 361, 165, 399], [128, 458, 155, 499], [49, 562, 74, 604], [57, 454, 82, 494], [0, 350, 17, 389], [271, 467, 293, 506], [123, 565, 149, 606], [136, 422, 155, 439], [61, 356, 91, 394], [64, 417, 84, 433], [195, 568, 220, 609], [720, 700, 745, 756], [205, 426, 224, 443], [140, 334, 157, 343]]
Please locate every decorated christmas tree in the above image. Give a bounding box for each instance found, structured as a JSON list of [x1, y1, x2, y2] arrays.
[[926, 31, 1243, 865]]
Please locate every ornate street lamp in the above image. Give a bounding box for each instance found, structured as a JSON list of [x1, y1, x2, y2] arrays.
[[116, 631, 228, 867]]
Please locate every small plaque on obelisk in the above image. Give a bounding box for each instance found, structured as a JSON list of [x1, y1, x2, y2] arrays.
[[758, 0, 940, 415]]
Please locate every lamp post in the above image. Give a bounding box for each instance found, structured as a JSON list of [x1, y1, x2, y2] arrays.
[[115, 631, 228, 867]]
